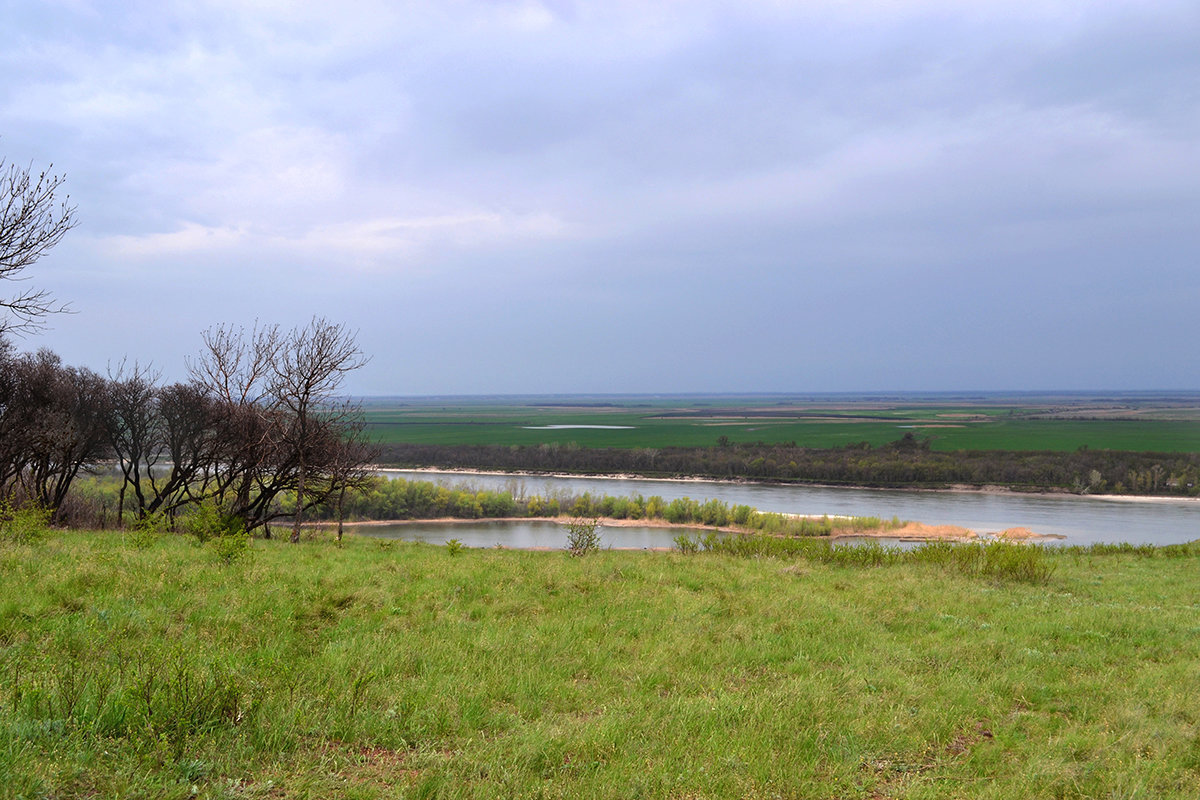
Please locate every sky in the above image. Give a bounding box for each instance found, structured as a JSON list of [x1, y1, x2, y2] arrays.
[[2, 0, 1198, 395]]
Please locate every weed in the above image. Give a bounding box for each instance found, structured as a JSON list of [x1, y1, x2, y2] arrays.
[[6, 530, 1199, 798], [445, 538, 464, 556], [693, 532, 1054, 584]]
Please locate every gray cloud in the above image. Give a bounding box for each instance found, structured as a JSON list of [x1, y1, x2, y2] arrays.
[[2, 0, 1197, 393]]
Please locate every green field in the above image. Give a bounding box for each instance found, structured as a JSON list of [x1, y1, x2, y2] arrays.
[[5, 530, 1200, 798], [362, 394, 1200, 452]]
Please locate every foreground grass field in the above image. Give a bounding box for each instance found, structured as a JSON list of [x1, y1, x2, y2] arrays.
[[362, 395, 1200, 453], [4, 531, 1200, 798]]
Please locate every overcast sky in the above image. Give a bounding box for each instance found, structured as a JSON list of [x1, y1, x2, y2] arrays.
[[3, 0, 1198, 394]]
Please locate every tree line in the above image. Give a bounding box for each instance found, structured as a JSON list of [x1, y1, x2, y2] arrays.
[[0, 319, 374, 540], [0, 151, 375, 540], [376, 434, 1200, 497]]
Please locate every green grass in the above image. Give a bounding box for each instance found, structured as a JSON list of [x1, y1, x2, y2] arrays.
[[362, 398, 1200, 452], [4, 530, 1200, 798]]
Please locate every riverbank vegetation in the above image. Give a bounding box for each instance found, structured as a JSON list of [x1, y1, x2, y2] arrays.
[[4, 527, 1200, 798], [380, 438, 1200, 497], [61, 474, 901, 541]]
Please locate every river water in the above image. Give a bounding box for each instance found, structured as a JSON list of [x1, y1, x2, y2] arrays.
[[357, 469, 1200, 549]]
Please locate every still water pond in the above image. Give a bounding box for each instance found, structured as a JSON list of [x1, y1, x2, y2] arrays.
[[364, 470, 1200, 549]]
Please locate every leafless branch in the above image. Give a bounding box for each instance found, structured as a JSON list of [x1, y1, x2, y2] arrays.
[[0, 158, 77, 335]]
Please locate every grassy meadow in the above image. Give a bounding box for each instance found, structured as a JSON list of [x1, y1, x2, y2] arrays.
[[361, 395, 1200, 453], [4, 529, 1200, 798]]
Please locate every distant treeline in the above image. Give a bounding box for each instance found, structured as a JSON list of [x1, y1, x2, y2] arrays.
[[378, 434, 1200, 497]]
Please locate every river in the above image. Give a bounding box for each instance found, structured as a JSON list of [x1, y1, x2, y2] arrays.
[[357, 469, 1200, 549]]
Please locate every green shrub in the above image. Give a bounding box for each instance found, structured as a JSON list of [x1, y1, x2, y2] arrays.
[[180, 500, 244, 543], [673, 533, 700, 554], [210, 529, 252, 565], [128, 512, 165, 549], [731, 504, 755, 526], [445, 538, 464, 556], [0, 499, 50, 545], [565, 517, 601, 556]]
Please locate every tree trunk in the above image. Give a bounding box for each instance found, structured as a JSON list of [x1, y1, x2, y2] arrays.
[[291, 459, 304, 544], [117, 481, 125, 529], [336, 485, 346, 544]]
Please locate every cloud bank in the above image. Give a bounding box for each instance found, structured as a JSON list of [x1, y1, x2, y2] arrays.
[[2, 0, 1197, 392]]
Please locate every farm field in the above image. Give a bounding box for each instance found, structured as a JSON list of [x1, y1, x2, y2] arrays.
[[360, 393, 1200, 453], [4, 530, 1200, 798]]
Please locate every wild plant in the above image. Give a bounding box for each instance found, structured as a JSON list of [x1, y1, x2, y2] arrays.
[[0, 497, 51, 545], [210, 529, 252, 565], [566, 517, 601, 556], [673, 533, 700, 554], [180, 499, 243, 543], [128, 511, 165, 550]]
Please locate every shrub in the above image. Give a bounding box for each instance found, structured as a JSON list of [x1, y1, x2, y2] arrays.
[[565, 517, 601, 556], [674, 533, 700, 554], [0, 498, 50, 545], [210, 529, 252, 565], [128, 512, 165, 550], [180, 500, 243, 543], [731, 504, 755, 526], [699, 498, 729, 526]]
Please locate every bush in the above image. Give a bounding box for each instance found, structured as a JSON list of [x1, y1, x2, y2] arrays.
[[128, 512, 165, 550], [180, 500, 244, 543], [673, 533, 700, 554], [0, 499, 50, 545], [210, 530, 252, 565], [731, 504, 755, 526], [565, 517, 601, 556], [177, 499, 251, 564]]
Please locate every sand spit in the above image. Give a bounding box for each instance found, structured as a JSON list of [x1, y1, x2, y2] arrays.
[[333, 516, 1062, 543]]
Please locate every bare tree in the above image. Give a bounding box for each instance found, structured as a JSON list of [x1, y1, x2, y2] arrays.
[[0, 158, 76, 335], [0, 348, 108, 517], [322, 410, 379, 543], [271, 317, 368, 543], [106, 361, 161, 524], [188, 319, 372, 540], [188, 322, 288, 535], [188, 322, 281, 408], [105, 361, 227, 524]]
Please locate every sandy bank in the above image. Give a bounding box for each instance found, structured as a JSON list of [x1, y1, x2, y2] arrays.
[[837, 523, 1063, 542], [330, 516, 1061, 542]]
